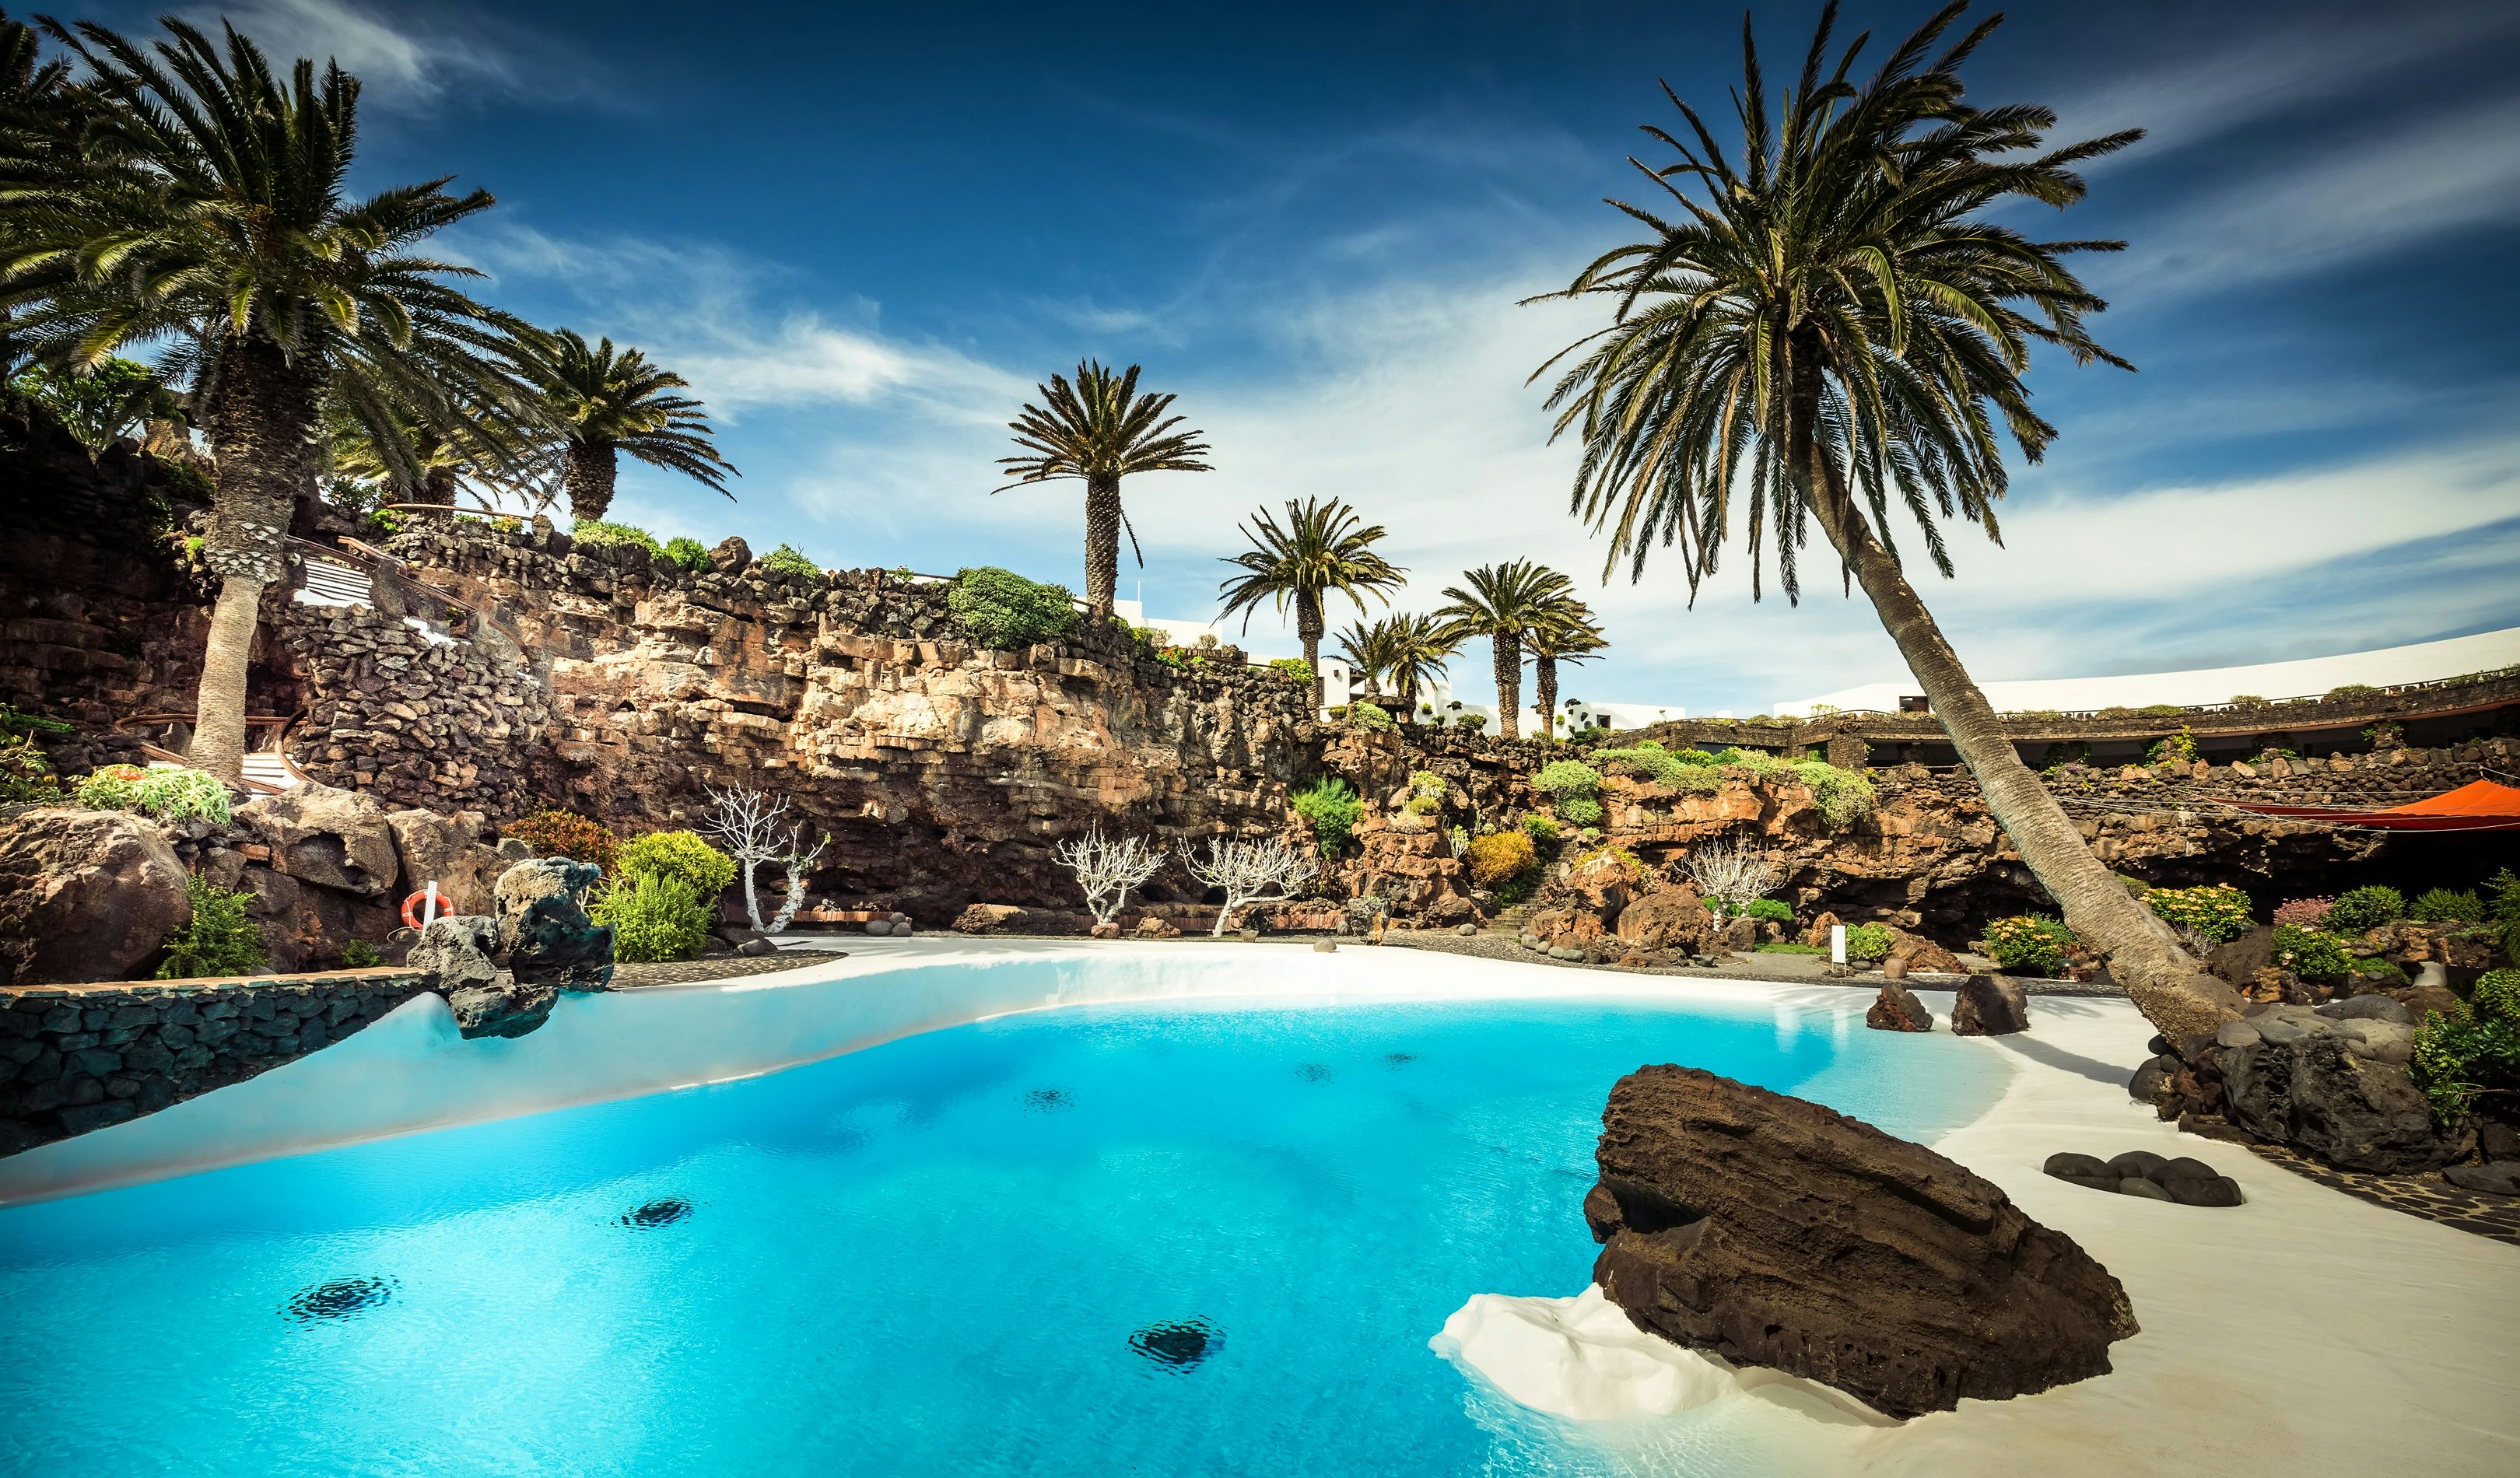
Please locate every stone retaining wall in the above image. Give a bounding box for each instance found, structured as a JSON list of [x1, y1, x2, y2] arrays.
[[0, 967, 431, 1155]]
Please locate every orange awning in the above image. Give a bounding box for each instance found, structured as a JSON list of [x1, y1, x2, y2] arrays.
[[2220, 778, 2520, 832]]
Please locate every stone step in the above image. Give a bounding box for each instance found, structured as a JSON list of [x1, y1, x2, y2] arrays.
[[296, 559, 373, 608], [240, 752, 299, 790]]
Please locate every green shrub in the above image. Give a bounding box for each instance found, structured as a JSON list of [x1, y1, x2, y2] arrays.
[[592, 872, 710, 963], [1449, 711, 1488, 732], [2228, 694, 2267, 708], [1267, 657, 1313, 685], [1403, 793, 1442, 816], [1984, 915, 2076, 975], [1842, 922, 1894, 965], [2409, 888, 2485, 924], [2145, 727, 2197, 765], [2410, 1006, 2520, 1123], [1531, 759, 1601, 800], [947, 567, 1078, 649], [2488, 870, 2520, 960], [2146, 884, 2255, 943], [340, 939, 383, 968], [757, 542, 819, 580], [1704, 748, 1876, 829], [663, 536, 710, 572], [2272, 924, 2352, 982], [75, 763, 230, 825], [1409, 770, 1448, 799], [2325, 684, 2382, 701], [157, 874, 267, 979], [2137, 703, 2186, 718], [616, 829, 738, 898], [1292, 776, 1365, 857], [1521, 814, 1560, 848], [1467, 828, 1537, 888], [2474, 968, 2520, 1028], [571, 519, 662, 555], [1744, 897, 1793, 925], [0, 702, 72, 737], [1345, 701, 1395, 733], [2325, 885, 2406, 933], [2347, 956, 2410, 989], [1556, 794, 1604, 827], [503, 810, 620, 874], [0, 734, 62, 804]]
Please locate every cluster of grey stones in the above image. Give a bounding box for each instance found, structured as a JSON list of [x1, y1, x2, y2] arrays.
[[2044, 1149, 2246, 1207], [0, 971, 430, 1153], [406, 856, 615, 1038]]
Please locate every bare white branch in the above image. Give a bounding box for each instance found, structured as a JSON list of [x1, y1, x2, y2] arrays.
[[1053, 826, 1164, 926], [703, 781, 829, 935], [1177, 835, 1318, 937], [1686, 837, 1775, 923]]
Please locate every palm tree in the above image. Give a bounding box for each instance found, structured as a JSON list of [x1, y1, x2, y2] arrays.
[[0, 9, 80, 374], [1530, 2, 2237, 1038], [1432, 560, 1573, 741], [514, 327, 736, 524], [1528, 603, 1607, 739], [324, 387, 537, 510], [4, 18, 521, 784], [1379, 612, 1459, 722], [1333, 616, 1398, 703], [1217, 496, 1406, 708], [998, 360, 1210, 618]]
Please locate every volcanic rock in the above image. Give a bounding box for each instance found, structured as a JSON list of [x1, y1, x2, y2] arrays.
[[1585, 1065, 2136, 1418], [1865, 982, 1933, 1031], [233, 783, 401, 898], [408, 913, 556, 1038], [0, 807, 191, 985], [1613, 885, 1710, 953], [2204, 926, 2274, 987], [1950, 975, 2031, 1036], [493, 858, 614, 990], [1886, 930, 1964, 975], [383, 807, 504, 916], [2218, 1007, 2466, 1172]]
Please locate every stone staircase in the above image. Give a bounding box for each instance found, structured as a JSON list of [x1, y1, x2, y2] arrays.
[[240, 751, 299, 790], [1484, 899, 1543, 937], [295, 555, 373, 608]]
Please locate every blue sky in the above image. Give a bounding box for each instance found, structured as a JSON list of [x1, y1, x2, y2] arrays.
[[64, 0, 2520, 711]]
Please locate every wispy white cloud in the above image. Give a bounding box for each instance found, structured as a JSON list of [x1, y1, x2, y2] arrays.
[[159, 0, 574, 108]]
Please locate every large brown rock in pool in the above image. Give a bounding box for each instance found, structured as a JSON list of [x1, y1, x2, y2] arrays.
[[1583, 1064, 2136, 1419], [494, 858, 614, 990]]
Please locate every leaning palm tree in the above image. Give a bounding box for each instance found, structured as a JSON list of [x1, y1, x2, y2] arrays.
[[998, 360, 1210, 618], [1333, 616, 1398, 703], [1528, 603, 1607, 739], [513, 327, 736, 523], [1530, 2, 2237, 1038], [1218, 496, 1406, 707], [5, 18, 523, 784], [1432, 560, 1573, 741]]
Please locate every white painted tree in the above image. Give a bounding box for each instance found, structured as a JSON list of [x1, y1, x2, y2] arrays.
[[1686, 838, 1776, 923], [702, 782, 830, 934], [1053, 826, 1163, 927], [1178, 835, 1318, 937]]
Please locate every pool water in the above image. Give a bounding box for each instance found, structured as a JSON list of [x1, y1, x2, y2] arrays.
[[0, 993, 2008, 1476]]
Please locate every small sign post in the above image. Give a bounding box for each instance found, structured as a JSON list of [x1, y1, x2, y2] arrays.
[[422, 881, 440, 930], [1830, 923, 1847, 965]]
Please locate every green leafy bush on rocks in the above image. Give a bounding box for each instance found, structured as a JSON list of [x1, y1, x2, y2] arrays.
[[2475, 968, 2520, 1028], [758, 542, 819, 579], [1842, 922, 1894, 965], [157, 873, 268, 979], [1292, 776, 1365, 856], [571, 519, 662, 556], [2489, 870, 2520, 960], [2409, 887, 2484, 924], [1344, 701, 1396, 733], [0, 734, 63, 804], [1984, 915, 2076, 975], [2145, 727, 2196, 765], [1592, 739, 1716, 786], [947, 566, 1078, 649], [2411, 971, 2520, 1123], [1520, 814, 1560, 848], [1744, 898, 1793, 925], [2324, 885, 2406, 933], [617, 829, 738, 898], [75, 763, 231, 825], [2146, 884, 2255, 943], [663, 536, 710, 572], [1267, 657, 1313, 685], [2272, 923, 2351, 982], [592, 873, 710, 963]]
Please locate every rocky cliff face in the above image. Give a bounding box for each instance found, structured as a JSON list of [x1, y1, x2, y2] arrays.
[[376, 523, 1323, 920]]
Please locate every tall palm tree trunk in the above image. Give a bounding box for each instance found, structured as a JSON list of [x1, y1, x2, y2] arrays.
[[1534, 654, 1559, 741], [1491, 634, 1523, 741], [418, 466, 457, 506], [565, 439, 618, 523], [1297, 590, 1325, 710], [191, 339, 318, 785], [1788, 359, 2240, 1042], [1083, 471, 1122, 618]]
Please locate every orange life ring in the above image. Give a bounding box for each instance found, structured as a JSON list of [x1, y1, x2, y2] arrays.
[[401, 888, 442, 930]]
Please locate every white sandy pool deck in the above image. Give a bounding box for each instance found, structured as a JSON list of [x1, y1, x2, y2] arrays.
[[5, 937, 2514, 1475]]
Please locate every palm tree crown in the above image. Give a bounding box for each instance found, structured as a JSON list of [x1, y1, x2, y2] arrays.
[[998, 359, 1210, 618], [1342, 611, 1458, 722], [1530, 2, 2237, 1041], [1217, 496, 1405, 707], [2, 16, 516, 782], [1526, 600, 1607, 737], [518, 327, 736, 524], [1432, 559, 1573, 741]]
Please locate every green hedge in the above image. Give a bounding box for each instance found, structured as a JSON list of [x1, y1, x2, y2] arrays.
[[948, 567, 1078, 649]]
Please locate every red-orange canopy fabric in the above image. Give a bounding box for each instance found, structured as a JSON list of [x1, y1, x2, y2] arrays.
[[2220, 779, 2520, 831]]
